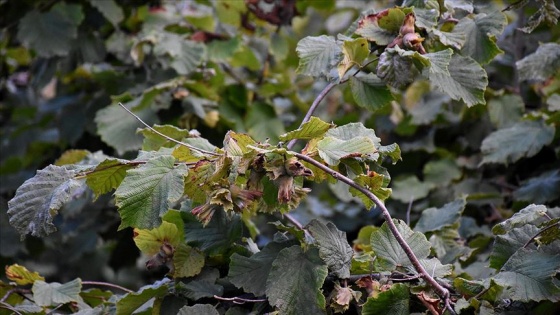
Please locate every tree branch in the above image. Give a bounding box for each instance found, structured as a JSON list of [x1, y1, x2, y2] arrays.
[[82, 281, 133, 293], [286, 82, 337, 150], [118, 102, 220, 156], [293, 153, 450, 300], [523, 221, 560, 249]]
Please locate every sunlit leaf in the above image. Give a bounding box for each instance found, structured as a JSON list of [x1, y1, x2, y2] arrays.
[[516, 43, 560, 81], [349, 173, 392, 208], [362, 283, 409, 315], [5, 264, 44, 285], [17, 3, 84, 57], [296, 35, 343, 80], [371, 219, 431, 270], [32, 278, 82, 307], [54, 150, 90, 166], [480, 120, 555, 165], [317, 136, 376, 166], [133, 221, 182, 256], [115, 156, 187, 230], [86, 158, 134, 199], [7, 165, 84, 238], [338, 38, 369, 77], [307, 220, 354, 279], [266, 246, 327, 315], [279, 116, 333, 142]]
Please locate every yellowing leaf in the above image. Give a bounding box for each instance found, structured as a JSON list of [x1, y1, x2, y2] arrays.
[[134, 221, 182, 256], [6, 264, 45, 285]]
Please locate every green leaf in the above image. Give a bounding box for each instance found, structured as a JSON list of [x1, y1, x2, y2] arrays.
[[350, 73, 395, 112], [88, 0, 123, 26], [32, 278, 82, 307], [371, 219, 431, 270], [95, 102, 158, 155], [415, 198, 466, 233], [270, 32, 289, 61], [429, 54, 488, 107], [349, 173, 392, 208], [173, 244, 205, 278], [177, 304, 219, 315], [279, 117, 333, 142], [390, 175, 434, 202], [488, 94, 524, 128], [207, 37, 241, 62], [153, 33, 205, 75], [228, 240, 294, 296], [7, 165, 83, 238], [480, 120, 555, 165], [362, 283, 409, 315], [184, 210, 243, 256], [514, 170, 560, 204], [457, 11, 507, 64], [296, 35, 343, 80], [86, 158, 134, 199], [138, 124, 190, 151], [17, 3, 84, 57], [116, 279, 170, 315], [432, 28, 466, 50], [307, 220, 354, 279], [175, 269, 224, 300], [490, 224, 540, 269], [516, 43, 560, 81], [338, 38, 369, 77], [317, 123, 381, 165], [266, 246, 328, 315], [246, 102, 286, 143], [417, 258, 453, 278], [355, 8, 406, 45], [55, 149, 90, 166], [492, 204, 548, 235], [493, 248, 560, 302], [115, 156, 187, 230], [423, 158, 462, 186]]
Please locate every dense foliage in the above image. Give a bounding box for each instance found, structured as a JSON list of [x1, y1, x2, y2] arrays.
[[1, 0, 559, 314]]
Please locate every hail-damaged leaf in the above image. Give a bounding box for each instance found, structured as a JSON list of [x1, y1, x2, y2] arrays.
[[518, 0, 560, 33], [6, 264, 45, 285], [329, 282, 362, 313], [8, 165, 84, 238], [356, 8, 410, 45]]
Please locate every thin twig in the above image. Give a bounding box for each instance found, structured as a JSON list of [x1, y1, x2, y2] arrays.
[[284, 213, 313, 239], [82, 281, 133, 293], [286, 82, 337, 150], [406, 197, 413, 226], [0, 302, 23, 315], [213, 295, 267, 304], [293, 153, 450, 301], [117, 102, 219, 156], [523, 221, 560, 249]]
